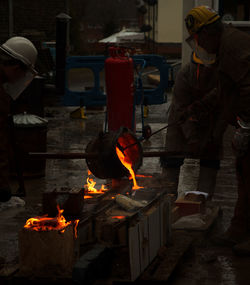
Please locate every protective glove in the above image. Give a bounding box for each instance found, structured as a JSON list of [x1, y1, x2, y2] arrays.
[[178, 101, 209, 123], [187, 140, 201, 157], [232, 127, 250, 157]]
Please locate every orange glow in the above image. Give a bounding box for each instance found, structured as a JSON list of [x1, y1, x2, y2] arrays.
[[87, 170, 92, 176], [24, 205, 79, 238], [112, 216, 125, 220], [129, 174, 153, 180], [116, 146, 143, 191], [73, 220, 79, 239], [85, 177, 107, 194], [84, 195, 94, 199]]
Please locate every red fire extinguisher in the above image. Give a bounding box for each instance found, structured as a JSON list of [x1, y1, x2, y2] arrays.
[[105, 47, 135, 132]]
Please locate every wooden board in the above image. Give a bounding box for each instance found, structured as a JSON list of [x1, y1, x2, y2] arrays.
[[139, 231, 194, 283], [148, 206, 161, 263], [129, 224, 141, 281], [19, 225, 76, 278], [139, 217, 150, 273]]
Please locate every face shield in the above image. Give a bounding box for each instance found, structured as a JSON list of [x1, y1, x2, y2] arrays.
[[186, 34, 217, 66], [3, 69, 37, 100]]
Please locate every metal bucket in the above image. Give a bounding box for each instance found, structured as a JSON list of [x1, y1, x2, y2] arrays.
[[12, 113, 48, 178], [86, 127, 142, 179]]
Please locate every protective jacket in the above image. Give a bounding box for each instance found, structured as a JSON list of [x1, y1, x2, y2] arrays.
[[211, 25, 250, 139], [165, 59, 221, 158], [214, 26, 250, 233]]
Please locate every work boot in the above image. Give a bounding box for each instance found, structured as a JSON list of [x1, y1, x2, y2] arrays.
[[162, 167, 180, 197], [233, 238, 250, 256], [212, 227, 248, 247], [197, 166, 218, 200]]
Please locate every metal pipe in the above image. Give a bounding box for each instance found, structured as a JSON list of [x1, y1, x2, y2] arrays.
[[28, 151, 187, 159]]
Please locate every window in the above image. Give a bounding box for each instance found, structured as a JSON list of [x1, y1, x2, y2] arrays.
[[219, 0, 250, 21]]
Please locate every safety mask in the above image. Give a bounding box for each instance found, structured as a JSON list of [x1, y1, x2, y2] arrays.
[[237, 117, 250, 130], [3, 70, 36, 100], [186, 35, 217, 66]]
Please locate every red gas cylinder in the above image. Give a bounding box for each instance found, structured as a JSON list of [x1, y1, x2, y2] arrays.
[[105, 47, 135, 132]]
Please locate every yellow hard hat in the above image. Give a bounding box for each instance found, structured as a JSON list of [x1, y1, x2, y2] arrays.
[[185, 6, 220, 35]]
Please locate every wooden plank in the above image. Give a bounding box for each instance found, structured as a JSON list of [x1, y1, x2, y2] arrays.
[[129, 224, 141, 281], [148, 206, 161, 263], [78, 219, 93, 245], [185, 206, 221, 232], [139, 217, 149, 273], [140, 231, 194, 283], [171, 206, 180, 224], [175, 198, 205, 216], [160, 197, 172, 246]]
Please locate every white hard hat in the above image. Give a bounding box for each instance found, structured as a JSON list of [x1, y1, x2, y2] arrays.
[[0, 36, 38, 74]]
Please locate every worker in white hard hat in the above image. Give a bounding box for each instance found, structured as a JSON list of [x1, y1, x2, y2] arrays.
[[0, 36, 37, 202]]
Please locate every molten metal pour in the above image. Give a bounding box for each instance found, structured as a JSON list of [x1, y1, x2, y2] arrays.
[[116, 146, 143, 191]]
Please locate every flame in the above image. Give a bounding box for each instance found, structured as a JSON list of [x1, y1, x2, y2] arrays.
[[85, 177, 107, 194], [88, 170, 92, 176], [24, 205, 79, 238], [112, 216, 125, 220], [116, 146, 143, 191]]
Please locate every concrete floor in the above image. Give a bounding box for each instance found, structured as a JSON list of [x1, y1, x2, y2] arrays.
[[0, 94, 249, 284]]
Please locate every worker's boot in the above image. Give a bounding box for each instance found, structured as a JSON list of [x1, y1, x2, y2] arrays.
[[197, 166, 218, 200], [212, 226, 248, 247], [162, 167, 180, 198]]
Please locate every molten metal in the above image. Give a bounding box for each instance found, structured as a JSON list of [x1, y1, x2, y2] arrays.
[[24, 205, 79, 238], [116, 146, 143, 191], [112, 216, 125, 220]]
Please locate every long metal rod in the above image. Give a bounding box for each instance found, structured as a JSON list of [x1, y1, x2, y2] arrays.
[[28, 151, 187, 160], [122, 121, 181, 152]]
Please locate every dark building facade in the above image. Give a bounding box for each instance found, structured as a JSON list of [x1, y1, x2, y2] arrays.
[[0, 0, 139, 54], [0, 0, 67, 44]]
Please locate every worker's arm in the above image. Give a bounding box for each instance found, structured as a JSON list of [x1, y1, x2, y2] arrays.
[[235, 71, 250, 122], [170, 64, 202, 144]]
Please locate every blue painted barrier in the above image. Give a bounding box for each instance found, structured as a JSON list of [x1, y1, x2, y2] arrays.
[[64, 54, 171, 107]]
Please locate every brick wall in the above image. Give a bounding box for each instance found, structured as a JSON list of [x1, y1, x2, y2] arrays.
[[0, 0, 67, 44], [0, 0, 10, 43], [13, 0, 67, 41], [0, 0, 139, 53]]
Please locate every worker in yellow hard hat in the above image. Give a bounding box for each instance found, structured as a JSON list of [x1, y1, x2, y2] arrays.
[[161, 50, 222, 200], [184, 6, 250, 256], [185, 6, 220, 65]]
